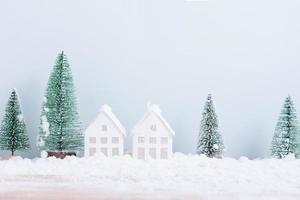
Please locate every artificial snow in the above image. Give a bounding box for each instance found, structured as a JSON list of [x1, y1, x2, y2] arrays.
[[40, 150, 48, 159], [36, 115, 50, 148], [17, 114, 24, 122], [41, 115, 50, 137], [0, 154, 300, 200]]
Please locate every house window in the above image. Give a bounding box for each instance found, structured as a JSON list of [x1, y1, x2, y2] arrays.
[[160, 148, 168, 159], [89, 147, 96, 156], [100, 137, 108, 144], [89, 137, 96, 144], [112, 137, 119, 144], [150, 124, 157, 131], [138, 137, 145, 144], [149, 137, 156, 144], [149, 148, 156, 159], [112, 148, 119, 156], [102, 125, 107, 131], [138, 148, 145, 160], [161, 137, 168, 144], [100, 148, 108, 156]]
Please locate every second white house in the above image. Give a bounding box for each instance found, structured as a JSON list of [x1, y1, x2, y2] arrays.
[[132, 104, 175, 160]]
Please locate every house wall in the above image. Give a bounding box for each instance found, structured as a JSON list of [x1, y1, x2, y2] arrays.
[[84, 112, 124, 157], [132, 113, 173, 160]]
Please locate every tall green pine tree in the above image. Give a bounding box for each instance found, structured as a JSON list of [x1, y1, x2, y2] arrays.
[[197, 94, 224, 158], [0, 89, 30, 156], [37, 51, 83, 152], [271, 96, 300, 158]]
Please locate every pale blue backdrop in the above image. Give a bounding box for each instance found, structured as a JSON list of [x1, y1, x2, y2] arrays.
[[0, 0, 300, 158]]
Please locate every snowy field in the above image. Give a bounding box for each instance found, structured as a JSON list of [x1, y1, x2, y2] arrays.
[[0, 154, 300, 200]]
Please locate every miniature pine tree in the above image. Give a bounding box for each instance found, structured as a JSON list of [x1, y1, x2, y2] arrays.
[[38, 51, 83, 152], [197, 94, 224, 158], [271, 96, 300, 158], [0, 89, 30, 156]]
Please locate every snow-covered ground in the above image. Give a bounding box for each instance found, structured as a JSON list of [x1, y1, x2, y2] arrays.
[[0, 153, 300, 200]]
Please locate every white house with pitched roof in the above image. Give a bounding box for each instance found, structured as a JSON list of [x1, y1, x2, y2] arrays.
[[132, 104, 175, 160], [84, 104, 126, 157]]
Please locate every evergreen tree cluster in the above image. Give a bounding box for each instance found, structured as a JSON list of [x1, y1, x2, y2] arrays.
[[0, 51, 83, 157], [0, 51, 299, 159], [196, 95, 300, 159]]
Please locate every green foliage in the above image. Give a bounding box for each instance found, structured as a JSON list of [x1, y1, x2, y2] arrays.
[[0, 89, 30, 156], [197, 94, 224, 158], [272, 96, 300, 158], [37, 51, 83, 152]]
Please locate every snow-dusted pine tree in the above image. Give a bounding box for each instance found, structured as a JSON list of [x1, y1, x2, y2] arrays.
[[0, 89, 30, 156], [37, 51, 83, 153], [271, 96, 300, 158], [197, 94, 224, 158]]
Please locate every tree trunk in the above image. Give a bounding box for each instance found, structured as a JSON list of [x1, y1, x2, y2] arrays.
[[47, 151, 76, 159]]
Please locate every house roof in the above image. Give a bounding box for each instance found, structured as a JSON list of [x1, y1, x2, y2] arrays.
[[86, 104, 126, 136], [131, 103, 175, 136]]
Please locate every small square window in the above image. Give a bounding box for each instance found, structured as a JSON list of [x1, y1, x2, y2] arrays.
[[161, 137, 168, 144], [102, 125, 107, 131], [150, 124, 157, 131], [89, 137, 96, 144], [112, 148, 119, 156], [149, 137, 156, 144], [100, 137, 108, 144], [149, 148, 156, 159], [112, 137, 119, 144], [138, 148, 145, 160], [89, 148, 96, 156], [100, 148, 108, 156], [138, 137, 145, 144], [160, 148, 168, 159]]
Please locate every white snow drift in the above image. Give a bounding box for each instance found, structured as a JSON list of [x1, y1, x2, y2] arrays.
[[0, 154, 300, 200]]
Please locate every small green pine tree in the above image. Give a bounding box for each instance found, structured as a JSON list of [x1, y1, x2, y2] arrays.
[[271, 96, 300, 158], [37, 51, 83, 152], [197, 94, 224, 158], [0, 89, 30, 156]]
